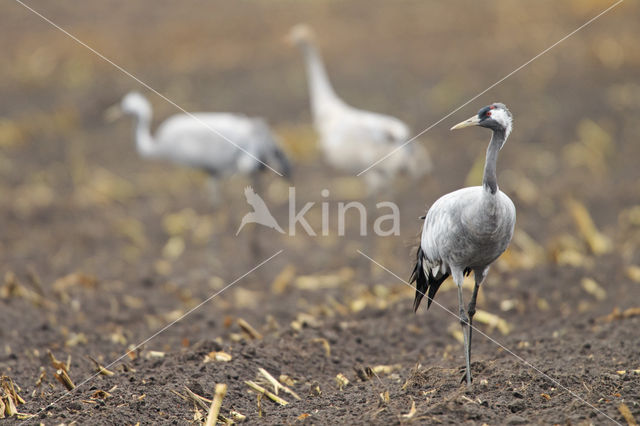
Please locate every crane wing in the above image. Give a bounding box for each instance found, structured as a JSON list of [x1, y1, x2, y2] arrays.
[[410, 246, 450, 312], [412, 191, 465, 311]]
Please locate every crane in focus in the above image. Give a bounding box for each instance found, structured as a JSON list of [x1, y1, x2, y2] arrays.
[[411, 102, 516, 386]]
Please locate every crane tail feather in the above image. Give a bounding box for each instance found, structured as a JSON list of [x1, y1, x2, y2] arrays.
[[410, 247, 428, 312], [426, 274, 448, 309], [410, 247, 449, 312]]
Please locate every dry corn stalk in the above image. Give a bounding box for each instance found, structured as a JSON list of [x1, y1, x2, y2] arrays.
[[54, 369, 75, 390], [48, 351, 68, 372], [335, 373, 349, 390], [203, 351, 232, 363], [230, 410, 247, 421], [402, 399, 416, 419], [245, 380, 288, 406], [183, 386, 211, 412], [597, 307, 640, 323], [258, 368, 300, 400], [4, 394, 17, 416], [193, 406, 204, 422], [618, 402, 637, 426], [626, 266, 640, 283], [311, 338, 331, 358], [237, 318, 262, 340], [474, 310, 512, 335], [91, 390, 112, 400], [271, 265, 296, 294], [88, 356, 115, 376], [204, 384, 227, 426], [1, 376, 25, 405], [372, 364, 402, 375], [581, 278, 607, 301], [566, 199, 612, 255]]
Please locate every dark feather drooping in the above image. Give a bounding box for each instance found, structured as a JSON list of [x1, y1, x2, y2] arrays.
[[410, 247, 449, 312], [410, 248, 472, 311]]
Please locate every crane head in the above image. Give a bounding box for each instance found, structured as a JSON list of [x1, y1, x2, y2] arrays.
[[286, 24, 315, 46], [450, 103, 512, 138], [120, 91, 152, 119], [104, 91, 149, 123]]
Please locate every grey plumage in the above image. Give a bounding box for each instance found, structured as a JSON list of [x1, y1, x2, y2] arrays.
[[117, 91, 291, 181], [411, 103, 516, 387], [288, 24, 431, 194]]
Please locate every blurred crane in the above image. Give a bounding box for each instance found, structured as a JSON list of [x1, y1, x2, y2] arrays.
[[410, 103, 516, 386], [109, 91, 291, 202], [288, 24, 431, 194]]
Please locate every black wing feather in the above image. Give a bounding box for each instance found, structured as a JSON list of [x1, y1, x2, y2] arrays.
[[410, 246, 450, 312]]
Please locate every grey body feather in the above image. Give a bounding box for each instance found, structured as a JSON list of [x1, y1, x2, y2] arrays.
[[410, 102, 516, 386], [414, 186, 515, 309], [120, 92, 291, 178], [289, 24, 431, 192]]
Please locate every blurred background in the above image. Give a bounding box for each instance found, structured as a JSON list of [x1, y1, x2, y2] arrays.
[[1, 0, 639, 423]]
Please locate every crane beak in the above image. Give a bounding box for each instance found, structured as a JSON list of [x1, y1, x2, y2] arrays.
[[450, 115, 481, 130], [103, 104, 123, 123]]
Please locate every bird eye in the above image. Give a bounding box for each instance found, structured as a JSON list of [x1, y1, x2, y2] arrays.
[[486, 112, 492, 117]]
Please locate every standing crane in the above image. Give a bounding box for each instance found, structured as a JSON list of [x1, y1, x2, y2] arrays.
[[287, 24, 430, 195], [410, 103, 516, 386], [111, 91, 291, 201]]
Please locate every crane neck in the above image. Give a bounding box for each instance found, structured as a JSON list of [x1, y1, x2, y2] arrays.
[[298, 40, 341, 120], [482, 129, 506, 195], [132, 110, 156, 157]]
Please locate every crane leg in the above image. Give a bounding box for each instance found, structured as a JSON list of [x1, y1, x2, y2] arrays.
[[207, 177, 222, 207], [454, 271, 472, 387], [461, 268, 487, 384], [248, 172, 263, 258], [465, 282, 480, 373]]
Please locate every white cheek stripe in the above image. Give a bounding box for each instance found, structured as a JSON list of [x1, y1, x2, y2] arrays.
[[492, 109, 512, 138]]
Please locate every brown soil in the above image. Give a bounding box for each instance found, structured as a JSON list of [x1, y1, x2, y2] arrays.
[[1, 1, 640, 425]]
